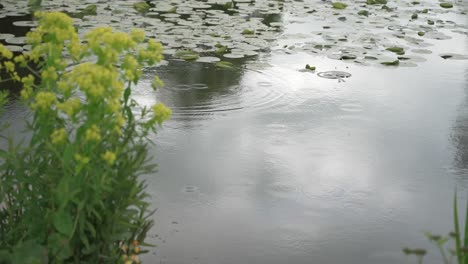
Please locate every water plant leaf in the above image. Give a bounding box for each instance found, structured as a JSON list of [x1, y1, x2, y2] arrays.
[[81, 5, 97, 16], [440, 3, 453, 8], [381, 60, 399, 66], [134, 2, 151, 13], [241, 29, 255, 35], [215, 61, 234, 69], [367, 0, 387, 5], [386, 46, 405, 55], [358, 10, 369, 16], [175, 49, 200, 61], [305, 64, 316, 71], [332, 2, 348, 9]]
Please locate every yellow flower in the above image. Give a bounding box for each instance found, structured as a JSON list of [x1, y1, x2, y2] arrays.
[[50, 128, 67, 144], [84, 125, 101, 142], [74, 154, 90, 164], [101, 151, 116, 165], [3, 61, 15, 73], [152, 102, 172, 125], [151, 76, 164, 90], [41, 66, 58, 81], [130, 29, 145, 43], [57, 97, 81, 117], [31, 91, 57, 111], [0, 44, 13, 59]]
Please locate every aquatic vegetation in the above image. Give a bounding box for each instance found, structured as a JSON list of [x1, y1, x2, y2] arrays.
[[241, 29, 255, 35], [367, 0, 387, 5], [175, 49, 200, 61], [386, 47, 405, 55], [134, 2, 151, 13], [418, 32, 425, 36], [358, 10, 369, 16], [305, 64, 316, 71], [332, 2, 348, 10], [215, 60, 234, 69], [440, 3, 454, 9], [0, 11, 169, 263], [381, 60, 400, 66], [404, 192, 468, 264]]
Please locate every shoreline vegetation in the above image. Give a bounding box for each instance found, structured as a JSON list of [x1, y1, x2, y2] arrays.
[[0, 11, 170, 263]]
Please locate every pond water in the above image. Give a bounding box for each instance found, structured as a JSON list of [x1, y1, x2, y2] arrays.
[[1, 0, 468, 263]]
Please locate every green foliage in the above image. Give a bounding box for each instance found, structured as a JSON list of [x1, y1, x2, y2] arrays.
[[367, 0, 387, 5], [305, 64, 316, 71], [386, 46, 405, 55], [332, 2, 348, 10], [0, 11, 170, 263], [133, 2, 151, 13], [404, 192, 468, 264], [440, 3, 453, 8], [380, 60, 400, 66]]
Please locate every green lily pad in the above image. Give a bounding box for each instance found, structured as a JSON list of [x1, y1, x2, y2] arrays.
[[411, 13, 418, 20], [215, 45, 228, 54], [241, 29, 255, 35], [381, 60, 399, 66], [134, 2, 151, 13], [215, 61, 234, 69], [358, 10, 369, 16], [81, 4, 97, 16], [417, 31, 425, 36], [367, 0, 387, 5], [175, 49, 200, 61], [386, 46, 405, 55], [427, 20, 435, 25], [305, 64, 316, 71], [439, 3, 453, 8], [332, 2, 348, 9], [340, 54, 357, 60]]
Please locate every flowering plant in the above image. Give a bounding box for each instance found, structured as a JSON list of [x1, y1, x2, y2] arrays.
[[0, 12, 170, 263]]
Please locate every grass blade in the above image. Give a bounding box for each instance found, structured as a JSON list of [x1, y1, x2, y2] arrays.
[[464, 197, 468, 264], [455, 190, 463, 264]]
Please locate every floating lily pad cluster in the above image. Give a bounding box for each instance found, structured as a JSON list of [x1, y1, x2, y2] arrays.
[[0, 0, 466, 68]]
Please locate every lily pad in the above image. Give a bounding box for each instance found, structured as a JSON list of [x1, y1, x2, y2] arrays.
[[381, 60, 399, 66], [386, 46, 405, 55], [332, 2, 348, 10], [175, 49, 200, 61], [305, 64, 316, 71], [241, 29, 255, 35], [340, 54, 357, 60], [134, 2, 151, 13], [367, 0, 387, 5], [215, 61, 234, 69], [439, 3, 453, 8], [358, 10, 369, 16]]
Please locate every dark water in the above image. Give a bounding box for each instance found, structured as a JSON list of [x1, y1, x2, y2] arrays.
[[1, 0, 468, 263]]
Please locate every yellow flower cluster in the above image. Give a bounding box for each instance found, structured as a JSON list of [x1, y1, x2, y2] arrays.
[[85, 125, 101, 142], [138, 39, 163, 65], [152, 103, 172, 125], [41, 66, 58, 81], [31, 91, 57, 111], [0, 44, 13, 59], [101, 151, 116, 165], [57, 98, 81, 118], [50, 128, 67, 145], [74, 154, 90, 165]]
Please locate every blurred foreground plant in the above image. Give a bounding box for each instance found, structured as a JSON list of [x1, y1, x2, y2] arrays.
[[0, 11, 170, 263], [404, 191, 468, 264]]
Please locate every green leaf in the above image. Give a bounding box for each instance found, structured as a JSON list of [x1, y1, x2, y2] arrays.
[[53, 210, 74, 237], [454, 191, 463, 264], [332, 2, 347, 9]]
